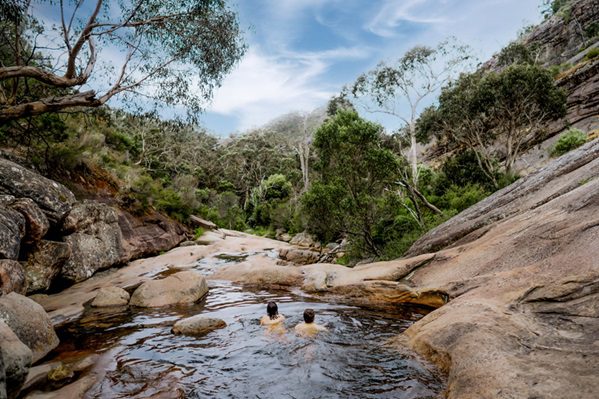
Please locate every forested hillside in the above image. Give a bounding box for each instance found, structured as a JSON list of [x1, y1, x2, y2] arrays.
[[1, 0, 597, 263]]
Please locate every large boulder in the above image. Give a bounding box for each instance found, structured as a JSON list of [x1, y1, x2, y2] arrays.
[[278, 248, 320, 265], [0, 293, 59, 363], [129, 271, 208, 308], [0, 159, 76, 224], [90, 286, 130, 307], [22, 241, 71, 294], [60, 202, 122, 283], [0, 320, 32, 399], [118, 210, 186, 262], [9, 199, 49, 243], [172, 316, 226, 336], [0, 260, 26, 295], [0, 206, 25, 260], [289, 232, 320, 249]]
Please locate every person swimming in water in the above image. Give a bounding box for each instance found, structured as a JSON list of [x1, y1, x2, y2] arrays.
[[294, 308, 327, 336], [260, 301, 285, 326]]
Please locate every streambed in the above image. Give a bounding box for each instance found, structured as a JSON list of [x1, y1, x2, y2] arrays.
[[48, 252, 444, 398]]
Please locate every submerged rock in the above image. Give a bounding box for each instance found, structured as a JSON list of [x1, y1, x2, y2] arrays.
[[60, 202, 122, 283], [0, 320, 32, 399], [90, 286, 130, 307], [0, 260, 27, 295], [129, 271, 208, 307], [0, 159, 76, 224], [23, 241, 71, 294], [172, 316, 226, 336], [0, 293, 59, 363], [0, 206, 25, 260]]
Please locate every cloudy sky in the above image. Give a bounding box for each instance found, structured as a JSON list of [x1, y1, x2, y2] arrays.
[[200, 0, 543, 135]]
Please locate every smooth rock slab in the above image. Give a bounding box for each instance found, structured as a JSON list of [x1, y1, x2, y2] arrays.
[[91, 286, 130, 307], [0, 293, 59, 363], [0, 320, 32, 399], [172, 316, 226, 336], [0, 260, 27, 295], [23, 241, 71, 294], [129, 271, 208, 308]]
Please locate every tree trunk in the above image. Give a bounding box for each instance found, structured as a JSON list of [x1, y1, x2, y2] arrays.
[[409, 122, 418, 186]]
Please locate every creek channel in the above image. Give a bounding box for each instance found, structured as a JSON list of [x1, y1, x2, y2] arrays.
[[48, 250, 444, 398]]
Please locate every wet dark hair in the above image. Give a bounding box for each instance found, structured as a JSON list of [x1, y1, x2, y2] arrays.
[[267, 301, 279, 320], [303, 308, 315, 324]]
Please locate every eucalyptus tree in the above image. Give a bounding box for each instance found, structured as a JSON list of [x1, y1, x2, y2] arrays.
[[347, 38, 472, 185], [0, 0, 246, 122], [266, 108, 326, 192], [418, 64, 567, 185]]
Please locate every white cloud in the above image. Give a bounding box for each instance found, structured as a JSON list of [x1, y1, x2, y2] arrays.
[[365, 0, 447, 37], [208, 45, 369, 130]]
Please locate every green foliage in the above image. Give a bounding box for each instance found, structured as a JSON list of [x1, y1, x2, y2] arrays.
[[550, 128, 587, 157], [302, 111, 400, 255], [193, 227, 205, 240], [1, 0, 246, 122], [418, 64, 567, 180], [584, 48, 599, 61], [496, 42, 536, 67]]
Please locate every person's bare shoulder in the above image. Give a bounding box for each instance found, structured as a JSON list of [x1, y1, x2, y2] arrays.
[[261, 314, 285, 325]]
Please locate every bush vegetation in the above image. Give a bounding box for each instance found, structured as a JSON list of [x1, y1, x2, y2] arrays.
[[550, 128, 588, 157]]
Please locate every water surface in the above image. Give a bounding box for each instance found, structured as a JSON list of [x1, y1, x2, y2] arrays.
[[53, 252, 444, 398]]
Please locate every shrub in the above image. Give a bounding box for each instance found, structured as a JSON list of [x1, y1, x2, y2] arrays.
[[550, 128, 587, 157], [584, 47, 599, 62]]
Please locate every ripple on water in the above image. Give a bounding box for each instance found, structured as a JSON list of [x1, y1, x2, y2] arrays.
[[52, 254, 444, 399]]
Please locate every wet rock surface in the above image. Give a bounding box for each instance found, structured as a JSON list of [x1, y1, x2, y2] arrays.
[[0, 293, 59, 363], [172, 316, 226, 336]]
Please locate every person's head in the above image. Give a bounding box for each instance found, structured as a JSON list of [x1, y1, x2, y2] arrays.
[[303, 308, 315, 324], [266, 301, 279, 320]]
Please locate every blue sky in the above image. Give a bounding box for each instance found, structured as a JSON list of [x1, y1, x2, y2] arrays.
[[201, 0, 543, 136]]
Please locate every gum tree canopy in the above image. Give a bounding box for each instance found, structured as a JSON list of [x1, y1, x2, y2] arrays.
[[0, 0, 246, 122]]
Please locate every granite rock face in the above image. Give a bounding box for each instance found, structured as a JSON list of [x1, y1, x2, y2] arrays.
[[0, 207, 25, 260], [9, 198, 49, 244], [0, 159, 76, 224], [0, 260, 27, 296], [118, 210, 186, 262], [60, 202, 123, 283], [22, 241, 71, 294]]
